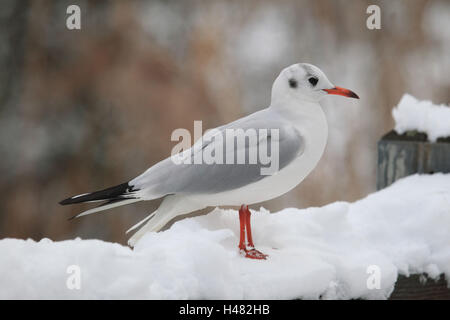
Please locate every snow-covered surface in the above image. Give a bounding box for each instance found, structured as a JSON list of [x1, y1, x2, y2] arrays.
[[392, 94, 450, 142], [1, 174, 450, 299]]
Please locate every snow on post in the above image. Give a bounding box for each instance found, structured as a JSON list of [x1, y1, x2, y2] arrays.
[[392, 94, 450, 143], [377, 94, 450, 189]]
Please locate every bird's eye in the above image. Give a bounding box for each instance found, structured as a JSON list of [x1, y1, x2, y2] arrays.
[[288, 78, 298, 88], [308, 77, 318, 86]]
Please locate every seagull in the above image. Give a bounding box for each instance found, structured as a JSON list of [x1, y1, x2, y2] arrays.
[[60, 63, 358, 259]]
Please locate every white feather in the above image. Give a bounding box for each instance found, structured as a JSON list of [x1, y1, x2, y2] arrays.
[[73, 198, 140, 219]]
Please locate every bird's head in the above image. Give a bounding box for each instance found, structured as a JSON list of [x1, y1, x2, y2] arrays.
[[271, 63, 359, 104]]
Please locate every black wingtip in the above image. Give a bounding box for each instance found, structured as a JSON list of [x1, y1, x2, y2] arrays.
[[60, 198, 73, 206], [58, 182, 136, 206]]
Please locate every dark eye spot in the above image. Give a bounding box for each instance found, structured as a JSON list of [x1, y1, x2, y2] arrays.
[[288, 78, 297, 88], [308, 77, 318, 86]]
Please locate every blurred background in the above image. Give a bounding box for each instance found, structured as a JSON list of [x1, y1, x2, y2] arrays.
[[0, 0, 448, 244]]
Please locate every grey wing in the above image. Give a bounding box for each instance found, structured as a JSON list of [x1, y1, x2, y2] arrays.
[[131, 109, 304, 196]]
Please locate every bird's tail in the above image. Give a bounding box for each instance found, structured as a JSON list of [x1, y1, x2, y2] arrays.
[[127, 209, 177, 247], [60, 182, 141, 219]]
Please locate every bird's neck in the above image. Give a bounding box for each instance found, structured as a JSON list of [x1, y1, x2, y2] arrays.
[[270, 98, 327, 126], [270, 98, 329, 148]]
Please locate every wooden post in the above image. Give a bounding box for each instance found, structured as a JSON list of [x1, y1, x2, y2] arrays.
[[390, 275, 450, 300], [377, 130, 450, 190]]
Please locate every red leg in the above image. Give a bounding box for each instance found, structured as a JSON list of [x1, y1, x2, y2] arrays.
[[244, 206, 255, 248], [238, 205, 247, 252], [239, 205, 268, 260]]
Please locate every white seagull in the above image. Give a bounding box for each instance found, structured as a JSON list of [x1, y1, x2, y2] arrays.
[[60, 63, 359, 259]]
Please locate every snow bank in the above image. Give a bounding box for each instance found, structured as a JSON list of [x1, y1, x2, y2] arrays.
[[1, 174, 450, 299], [392, 94, 450, 142]]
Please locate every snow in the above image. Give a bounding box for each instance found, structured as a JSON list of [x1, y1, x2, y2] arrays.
[[1, 173, 450, 299], [392, 94, 450, 142]]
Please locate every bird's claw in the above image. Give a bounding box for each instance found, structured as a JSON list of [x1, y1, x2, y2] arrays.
[[240, 248, 268, 260]]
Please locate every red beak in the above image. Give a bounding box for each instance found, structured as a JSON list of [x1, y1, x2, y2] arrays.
[[323, 86, 359, 99]]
